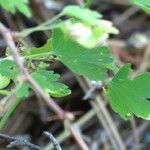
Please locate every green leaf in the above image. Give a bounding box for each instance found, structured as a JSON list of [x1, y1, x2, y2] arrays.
[[22, 39, 52, 58], [0, 60, 19, 79], [52, 28, 115, 80], [15, 70, 71, 98], [62, 5, 102, 25], [0, 74, 10, 89], [31, 70, 71, 97], [0, 0, 32, 17], [15, 83, 30, 97], [129, 0, 150, 14], [107, 64, 150, 120], [84, 0, 94, 8], [38, 62, 49, 70]]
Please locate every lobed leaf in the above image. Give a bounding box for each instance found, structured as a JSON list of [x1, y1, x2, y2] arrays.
[[107, 64, 150, 120], [31, 70, 71, 97], [16, 70, 71, 98], [52, 28, 115, 80]]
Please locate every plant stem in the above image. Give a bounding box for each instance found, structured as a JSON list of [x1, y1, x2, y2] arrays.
[[18, 25, 55, 37], [0, 133, 44, 150], [0, 90, 11, 95], [18, 12, 63, 37], [0, 97, 21, 129], [84, 0, 93, 8]]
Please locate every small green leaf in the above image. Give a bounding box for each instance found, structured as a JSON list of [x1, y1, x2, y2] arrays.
[[0, 0, 32, 17], [15, 83, 30, 98], [52, 28, 115, 80], [0, 60, 19, 79], [38, 62, 49, 70], [15, 70, 71, 98], [62, 5, 102, 25], [0, 74, 10, 89], [129, 0, 150, 14], [107, 64, 150, 120], [31, 70, 71, 97]]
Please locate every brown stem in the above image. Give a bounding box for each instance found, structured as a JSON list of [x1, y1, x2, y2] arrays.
[[69, 124, 89, 150]]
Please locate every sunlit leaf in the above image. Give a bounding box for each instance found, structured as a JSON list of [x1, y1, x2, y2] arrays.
[[0, 74, 10, 89], [31, 70, 71, 97]]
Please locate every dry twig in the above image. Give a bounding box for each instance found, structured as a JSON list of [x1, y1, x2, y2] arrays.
[[44, 132, 62, 150], [0, 133, 43, 150], [0, 131, 62, 150]]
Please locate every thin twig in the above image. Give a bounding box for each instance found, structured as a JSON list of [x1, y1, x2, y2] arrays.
[[0, 21, 65, 119], [45, 110, 95, 150], [130, 117, 141, 149], [44, 131, 62, 150], [75, 76, 126, 150], [0, 133, 43, 150], [114, 6, 139, 26], [69, 124, 89, 150], [0, 131, 62, 150], [133, 41, 150, 76], [125, 122, 150, 146]]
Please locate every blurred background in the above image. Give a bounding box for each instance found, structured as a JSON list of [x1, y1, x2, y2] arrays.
[[0, 0, 150, 150]]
